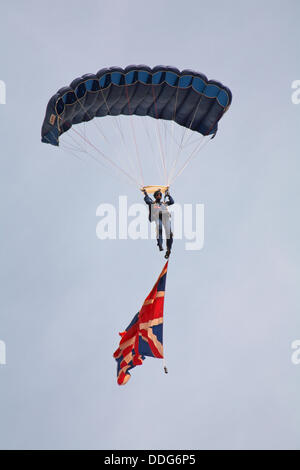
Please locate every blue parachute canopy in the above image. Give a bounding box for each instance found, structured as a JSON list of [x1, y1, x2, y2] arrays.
[[41, 65, 232, 146]]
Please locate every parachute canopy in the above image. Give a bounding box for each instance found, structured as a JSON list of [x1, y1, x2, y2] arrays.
[[41, 65, 232, 188], [41, 65, 232, 147]]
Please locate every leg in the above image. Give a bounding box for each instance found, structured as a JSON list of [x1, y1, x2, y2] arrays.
[[163, 215, 173, 257], [156, 214, 163, 251], [166, 230, 173, 251]]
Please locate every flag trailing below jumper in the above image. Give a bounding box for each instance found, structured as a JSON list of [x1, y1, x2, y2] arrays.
[[113, 261, 169, 385]]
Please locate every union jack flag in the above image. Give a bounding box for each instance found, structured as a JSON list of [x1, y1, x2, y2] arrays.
[[113, 261, 168, 385]]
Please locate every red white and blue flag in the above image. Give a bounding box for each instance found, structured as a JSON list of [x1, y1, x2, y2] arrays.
[[113, 261, 168, 385]]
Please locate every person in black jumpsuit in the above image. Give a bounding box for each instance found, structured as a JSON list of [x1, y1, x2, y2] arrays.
[[143, 188, 174, 259]]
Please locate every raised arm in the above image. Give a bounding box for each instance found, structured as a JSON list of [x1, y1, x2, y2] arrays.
[[165, 194, 174, 206], [143, 190, 153, 206]]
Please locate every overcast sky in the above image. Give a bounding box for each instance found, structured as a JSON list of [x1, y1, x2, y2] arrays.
[[0, 0, 299, 450]]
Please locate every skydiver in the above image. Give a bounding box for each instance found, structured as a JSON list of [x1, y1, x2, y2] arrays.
[[142, 188, 174, 259]]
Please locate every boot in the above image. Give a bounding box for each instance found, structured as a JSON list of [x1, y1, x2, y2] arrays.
[[157, 240, 163, 251]]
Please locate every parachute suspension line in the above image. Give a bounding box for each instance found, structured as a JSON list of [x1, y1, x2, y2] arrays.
[[153, 119, 166, 185], [60, 139, 87, 156], [167, 92, 205, 184], [115, 115, 139, 184], [64, 128, 89, 153], [163, 121, 181, 148], [98, 87, 142, 185], [105, 109, 138, 185], [44, 128, 90, 166], [70, 125, 139, 186], [182, 93, 205, 148], [83, 121, 87, 154], [141, 116, 155, 155], [169, 105, 225, 184], [151, 85, 168, 185], [61, 134, 137, 189], [75, 95, 110, 144], [105, 101, 137, 179], [99, 87, 128, 144], [166, 128, 188, 186], [81, 88, 140, 182], [162, 119, 168, 182], [169, 135, 212, 184], [179, 136, 205, 150], [73, 89, 139, 186], [162, 120, 171, 180], [44, 132, 83, 162], [60, 144, 88, 163], [60, 145, 85, 156], [141, 117, 162, 180], [45, 129, 90, 166], [124, 84, 144, 187], [168, 133, 206, 184], [168, 84, 180, 181]]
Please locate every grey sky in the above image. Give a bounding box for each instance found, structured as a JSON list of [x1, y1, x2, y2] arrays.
[[0, 0, 299, 450]]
